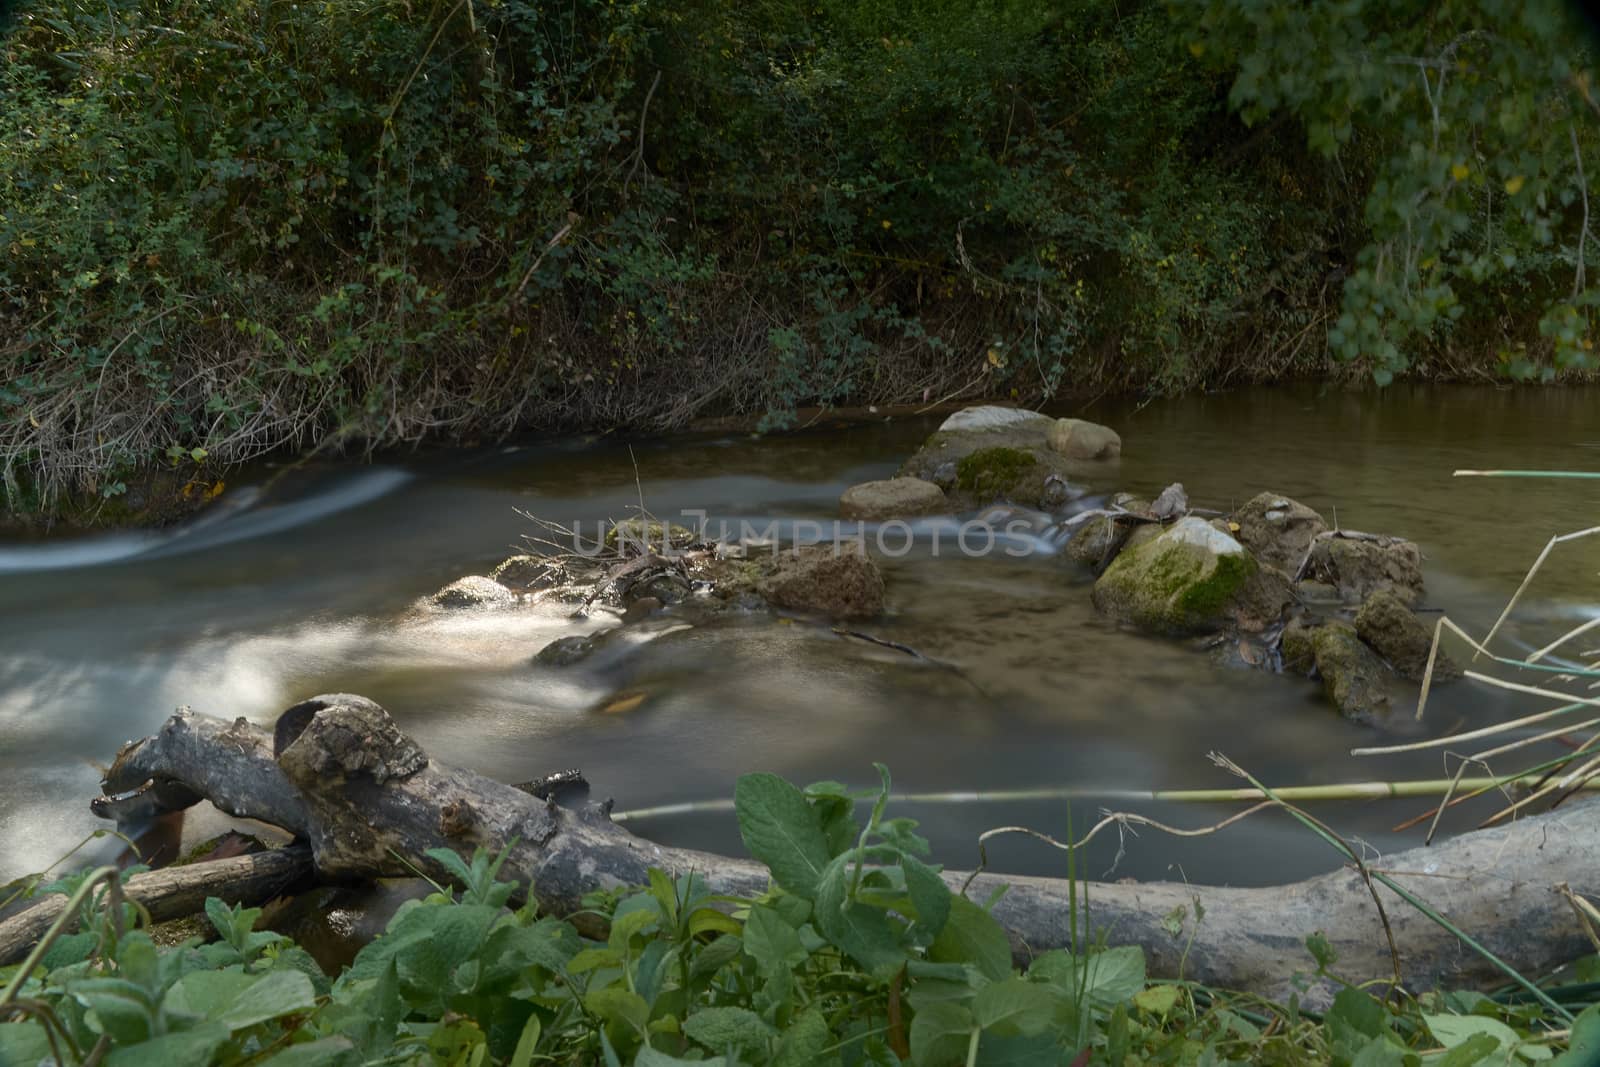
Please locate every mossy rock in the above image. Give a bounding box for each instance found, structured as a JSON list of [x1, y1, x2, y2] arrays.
[[1355, 588, 1461, 682], [1310, 622, 1394, 724], [955, 446, 1038, 498], [1091, 517, 1258, 635], [1065, 514, 1120, 566], [1280, 619, 1317, 674]]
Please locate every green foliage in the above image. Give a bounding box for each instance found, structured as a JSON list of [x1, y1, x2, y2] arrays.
[[1, 0, 1384, 518], [1174, 0, 1599, 382], [4, 773, 1595, 1065]]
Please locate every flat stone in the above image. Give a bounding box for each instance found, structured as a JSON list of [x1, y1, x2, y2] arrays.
[[839, 477, 948, 521]]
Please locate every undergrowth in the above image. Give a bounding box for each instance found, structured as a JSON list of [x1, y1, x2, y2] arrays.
[[3, 768, 1597, 1066]]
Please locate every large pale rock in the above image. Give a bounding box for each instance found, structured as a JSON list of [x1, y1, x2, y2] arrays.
[[899, 406, 1082, 511], [1091, 517, 1257, 635], [938, 405, 1053, 433], [1230, 492, 1329, 573], [1355, 589, 1461, 682], [839, 477, 947, 521], [1047, 418, 1122, 460], [758, 544, 885, 619], [1306, 536, 1425, 606], [428, 576, 516, 609]]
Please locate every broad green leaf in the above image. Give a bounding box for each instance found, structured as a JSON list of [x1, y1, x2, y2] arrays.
[[735, 773, 833, 899], [1426, 1013, 1527, 1066], [901, 855, 951, 942], [70, 979, 154, 1044], [686, 906, 742, 939], [813, 853, 906, 973], [587, 987, 651, 1034], [259, 1037, 357, 1066], [973, 977, 1057, 1037], [1551, 1002, 1600, 1066], [165, 969, 258, 1021], [1437, 1033, 1512, 1067], [0, 1022, 52, 1066], [104, 1023, 231, 1067], [1132, 984, 1182, 1016], [743, 905, 809, 976], [975, 1032, 1063, 1066], [929, 895, 1012, 982], [636, 1046, 727, 1067], [910, 1001, 975, 1067], [683, 1006, 775, 1053], [217, 969, 317, 1030], [773, 1009, 830, 1067]]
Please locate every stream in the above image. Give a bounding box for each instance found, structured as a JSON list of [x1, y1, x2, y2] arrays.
[[3, 383, 1599, 890]]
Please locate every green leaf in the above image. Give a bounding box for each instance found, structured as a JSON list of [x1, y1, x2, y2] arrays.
[[219, 970, 317, 1030], [743, 905, 809, 976], [258, 1037, 357, 1066], [1436, 1033, 1511, 1067], [1029, 946, 1145, 1008], [0, 1022, 53, 1066], [901, 854, 951, 943], [1132, 984, 1182, 1017], [635, 1047, 727, 1067], [587, 987, 651, 1034], [683, 1006, 775, 1054], [1425, 1013, 1525, 1066], [773, 1009, 830, 1067], [973, 977, 1057, 1037], [735, 773, 833, 899], [104, 1023, 232, 1067], [910, 1001, 975, 1067], [813, 853, 906, 973], [1552, 1002, 1600, 1066], [929, 895, 1012, 982]]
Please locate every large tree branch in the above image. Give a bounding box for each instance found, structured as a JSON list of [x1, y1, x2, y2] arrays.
[[8, 697, 1595, 1004]]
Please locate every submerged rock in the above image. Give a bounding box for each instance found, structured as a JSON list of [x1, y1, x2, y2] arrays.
[[758, 544, 885, 619], [1047, 417, 1122, 460], [490, 554, 564, 590], [1230, 492, 1328, 573], [1280, 618, 1318, 674], [1309, 622, 1393, 724], [533, 634, 600, 667], [1355, 589, 1461, 682], [1064, 514, 1120, 566], [1306, 535, 1425, 605], [429, 575, 516, 609], [1091, 517, 1258, 635], [839, 477, 947, 521]]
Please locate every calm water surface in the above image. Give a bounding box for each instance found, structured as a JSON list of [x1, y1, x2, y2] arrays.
[[2, 383, 1598, 886]]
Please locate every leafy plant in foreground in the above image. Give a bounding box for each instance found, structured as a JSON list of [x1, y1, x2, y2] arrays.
[[2, 767, 1595, 1065]]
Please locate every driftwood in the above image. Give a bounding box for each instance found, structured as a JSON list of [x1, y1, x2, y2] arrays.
[[0, 847, 312, 965], [3, 694, 1596, 1004]]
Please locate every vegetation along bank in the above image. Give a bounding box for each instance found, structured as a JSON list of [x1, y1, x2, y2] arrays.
[[2, 0, 1598, 524]]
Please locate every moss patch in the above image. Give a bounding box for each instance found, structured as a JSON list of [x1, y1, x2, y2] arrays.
[[955, 446, 1037, 497]]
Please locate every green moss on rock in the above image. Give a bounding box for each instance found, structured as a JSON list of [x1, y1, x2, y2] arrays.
[[955, 446, 1037, 498], [1091, 517, 1258, 635]]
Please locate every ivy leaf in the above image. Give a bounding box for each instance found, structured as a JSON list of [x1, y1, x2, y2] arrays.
[[735, 773, 833, 899]]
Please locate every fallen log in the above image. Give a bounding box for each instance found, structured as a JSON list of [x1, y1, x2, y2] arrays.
[[4, 694, 1595, 1005], [0, 847, 312, 965]]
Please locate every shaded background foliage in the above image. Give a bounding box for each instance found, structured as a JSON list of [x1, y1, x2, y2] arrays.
[[0, 0, 1593, 517]]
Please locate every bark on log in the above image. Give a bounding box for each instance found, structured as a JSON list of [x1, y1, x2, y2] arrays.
[[20, 695, 1599, 1003], [0, 847, 312, 965]]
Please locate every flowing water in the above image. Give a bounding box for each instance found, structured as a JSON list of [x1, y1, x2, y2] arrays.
[[3, 383, 1600, 889]]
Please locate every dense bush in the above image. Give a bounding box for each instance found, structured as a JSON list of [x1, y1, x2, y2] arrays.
[[0, 0, 1592, 517]]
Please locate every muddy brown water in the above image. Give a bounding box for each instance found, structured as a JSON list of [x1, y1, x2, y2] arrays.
[[3, 383, 1599, 892]]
